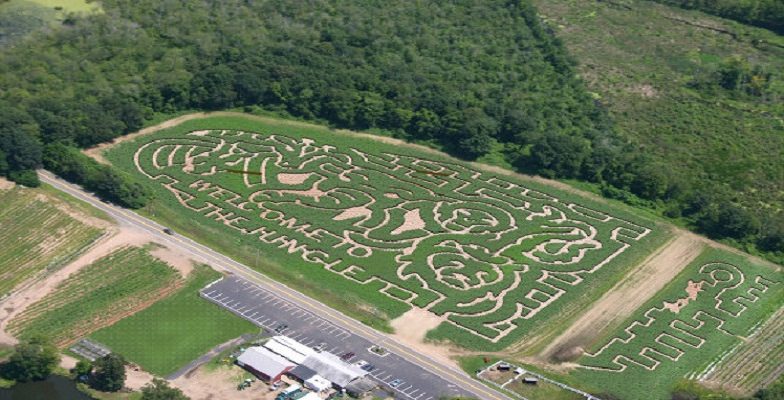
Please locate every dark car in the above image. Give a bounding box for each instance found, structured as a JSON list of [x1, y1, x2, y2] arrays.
[[163, 228, 174, 235]]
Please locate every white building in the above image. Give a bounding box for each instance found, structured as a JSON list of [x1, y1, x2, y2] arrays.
[[236, 346, 294, 382], [301, 352, 368, 388], [264, 336, 317, 364]]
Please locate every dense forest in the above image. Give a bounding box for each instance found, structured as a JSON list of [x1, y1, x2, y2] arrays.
[[649, 0, 784, 34], [0, 0, 781, 257]]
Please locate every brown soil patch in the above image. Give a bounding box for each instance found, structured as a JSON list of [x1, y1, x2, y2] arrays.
[[125, 365, 155, 391], [391, 209, 426, 235], [172, 365, 278, 400], [389, 308, 468, 368], [149, 245, 195, 277], [537, 230, 704, 362], [0, 178, 14, 190]]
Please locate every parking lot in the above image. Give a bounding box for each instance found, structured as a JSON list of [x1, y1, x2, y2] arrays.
[[201, 275, 472, 400]]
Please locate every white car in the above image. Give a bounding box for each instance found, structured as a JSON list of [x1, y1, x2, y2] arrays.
[[354, 360, 368, 368]]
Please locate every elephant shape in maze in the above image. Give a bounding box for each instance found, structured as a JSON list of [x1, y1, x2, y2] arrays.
[[133, 129, 652, 342], [579, 262, 781, 372]]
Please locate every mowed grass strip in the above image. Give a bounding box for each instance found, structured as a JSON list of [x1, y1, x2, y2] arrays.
[[8, 246, 182, 346], [90, 266, 258, 376], [0, 186, 103, 297]]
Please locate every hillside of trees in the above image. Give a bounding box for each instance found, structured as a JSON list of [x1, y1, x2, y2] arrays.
[[0, 0, 780, 258], [649, 0, 784, 34]]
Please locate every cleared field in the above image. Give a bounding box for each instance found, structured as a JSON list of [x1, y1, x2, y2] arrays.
[[700, 307, 784, 395], [571, 248, 783, 399], [105, 114, 670, 350], [8, 246, 182, 346], [0, 186, 103, 297], [90, 266, 258, 376]]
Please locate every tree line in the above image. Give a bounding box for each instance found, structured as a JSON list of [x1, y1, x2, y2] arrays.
[[0, 0, 780, 256], [0, 335, 187, 399]]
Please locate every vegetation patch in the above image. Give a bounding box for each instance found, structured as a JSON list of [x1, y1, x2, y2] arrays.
[[90, 266, 257, 376], [571, 248, 783, 399], [106, 115, 669, 351], [8, 246, 182, 346], [0, 186, 102, 297]]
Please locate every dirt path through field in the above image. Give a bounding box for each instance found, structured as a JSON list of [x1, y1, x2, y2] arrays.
[[537, 230, 704, 362], [389, 308, 469, 368], [0, 226, 196, 346]]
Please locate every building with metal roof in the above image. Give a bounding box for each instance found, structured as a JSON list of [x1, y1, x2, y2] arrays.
[[288, 364, 318, 382], [301, 352, 368, 388], [345, 376, 377, 397], [236, 346, 295, 382], [264, 336, 317, 364], [305, 375, 332, 392]]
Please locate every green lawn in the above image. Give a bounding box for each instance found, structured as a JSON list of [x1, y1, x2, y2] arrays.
[[90, 266, 258, 376], [104, 113, 671, 351], [8, 246, 180, 346]]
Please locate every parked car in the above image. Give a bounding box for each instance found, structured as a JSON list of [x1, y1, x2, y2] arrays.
[[313, 342, 327, 351], [361, 364, 375, 372], [340, 352, 355, 361], [270, 381, 284, 391], [354, 360, 368, 368], [390, 379, 403, 388], [274, 324, 288, 333]]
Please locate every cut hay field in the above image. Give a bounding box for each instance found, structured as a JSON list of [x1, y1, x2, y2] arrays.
[[104, 114, 670, 351], [90, 266, 258, 376], [8, 246, 182, 346], [0, 185, 103, 297], [570, 248, 783, 399]]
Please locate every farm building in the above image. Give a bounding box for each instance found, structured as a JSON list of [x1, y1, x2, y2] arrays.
[[345, 376, 377, 397], [301, 352, 368, 388], [236, 346, 294, 382], [265, 335, 317, 364], [288, 364, 318, 382], [305, 375, 332, 392]]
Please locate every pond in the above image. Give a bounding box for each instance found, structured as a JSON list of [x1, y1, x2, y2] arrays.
[[0, 375, 92, 400]]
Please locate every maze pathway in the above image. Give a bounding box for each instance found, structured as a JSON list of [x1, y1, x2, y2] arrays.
[[579, 262, 781, 372], [132, 129, 653, 343]]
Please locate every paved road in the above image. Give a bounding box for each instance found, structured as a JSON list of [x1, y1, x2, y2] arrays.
[[39, 170, 508, 400]]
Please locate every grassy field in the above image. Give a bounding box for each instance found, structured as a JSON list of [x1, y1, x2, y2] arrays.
[[570, 248, 783, 399], [104, 114, 670, 351], [0, 185, 103, 297], [532, 0, 784, 222], [0, 0, 100, 46], [8, 246, 182, 346], [90, 266, 258, 376]]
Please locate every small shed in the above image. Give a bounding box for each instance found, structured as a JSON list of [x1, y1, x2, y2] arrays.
[[523, 377, 539, 385], [305, 375, 332, 392], [236, 346, 294, 382]]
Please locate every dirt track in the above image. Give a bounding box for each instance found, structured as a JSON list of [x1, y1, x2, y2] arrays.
[[537, 230, 704, 362]]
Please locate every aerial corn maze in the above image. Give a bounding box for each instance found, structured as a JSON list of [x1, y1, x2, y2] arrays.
[[108, 116, 668, 350], [572, 248, 782, 399]]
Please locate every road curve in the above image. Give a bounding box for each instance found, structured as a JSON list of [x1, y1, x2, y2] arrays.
[[39, 170, 509, 400]]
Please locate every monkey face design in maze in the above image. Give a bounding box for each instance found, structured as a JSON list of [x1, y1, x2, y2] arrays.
[[134, 129, 651, 342]]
